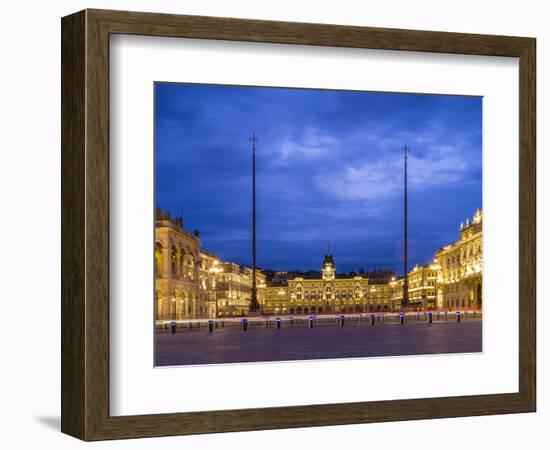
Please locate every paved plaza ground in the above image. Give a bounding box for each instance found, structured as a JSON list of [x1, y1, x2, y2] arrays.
[[155, 317, 482, 366]]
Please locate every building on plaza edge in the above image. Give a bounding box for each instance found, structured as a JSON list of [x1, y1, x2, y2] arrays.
[[154, 208, 483, 320], [435, 208, 483, 310], [262, 254, 395, 315], [154, 208, 265, 320]]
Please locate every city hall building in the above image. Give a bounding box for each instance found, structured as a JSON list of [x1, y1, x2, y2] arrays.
[[262, 209, 484, 315], [154, 207, 483, 320], [262, 254, 397, 315]]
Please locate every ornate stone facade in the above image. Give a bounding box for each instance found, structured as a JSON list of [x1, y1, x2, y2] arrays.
[[155, 208, 483, 318], [404, 263, 440, 310], [155, 209, 266, 320], [262, 209, 483, 314], [155, 209, 203, 320], [435, 209, 483, 309], [215, 263, 266, 316], [263, 254, 392, 315]]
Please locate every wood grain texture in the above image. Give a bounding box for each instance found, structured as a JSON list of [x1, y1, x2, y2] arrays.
[[518, 38, 536, 410], [61, 10, 86, 439], [60, 9, 537, 441]]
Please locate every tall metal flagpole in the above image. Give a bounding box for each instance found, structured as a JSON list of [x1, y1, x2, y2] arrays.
[[250, 132, 259, 313], [402, 143, 410, 308]]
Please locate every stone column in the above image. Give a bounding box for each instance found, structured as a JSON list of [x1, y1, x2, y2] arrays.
[[163, 243, 172, 280]]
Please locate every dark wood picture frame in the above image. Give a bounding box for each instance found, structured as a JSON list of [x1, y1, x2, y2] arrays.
[[61, 9, 536, 441]]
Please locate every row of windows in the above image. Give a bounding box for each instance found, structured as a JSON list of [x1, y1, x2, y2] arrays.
[[216, 282, 251, 292], [264, 304, 392, 314], [446, 299, 474, 308], [445, 245, 481, 266], [267, 297, 390, 305]]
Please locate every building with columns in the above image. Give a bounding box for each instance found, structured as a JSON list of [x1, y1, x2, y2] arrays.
[[435, 208, 483, 310], [387, 210, 483, 311], [263, 254, 383, 315], [261, 209, 483, 314], [155, 209, 266, 320], [155, 209, 203, 320], [155, 208, 483, 319]]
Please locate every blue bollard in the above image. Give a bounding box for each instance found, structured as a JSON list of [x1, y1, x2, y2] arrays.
[[339, 315, 345, 327], [308, 316, 314, 328], [428, 312, 433, 324], [170, 321, 177, 334], [276, 317, 281, 330], [241, 318, 248, 331], [400, 313, 405, 325], [208, 320, 214, 333]]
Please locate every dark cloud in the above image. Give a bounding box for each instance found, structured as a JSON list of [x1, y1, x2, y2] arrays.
[[155, 83, 482, 273]]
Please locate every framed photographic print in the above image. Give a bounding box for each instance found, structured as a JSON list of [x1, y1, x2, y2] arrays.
[[61, 9, 536, 440]]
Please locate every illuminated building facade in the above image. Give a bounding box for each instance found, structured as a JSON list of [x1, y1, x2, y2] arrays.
[[263, 254, 393, 314], [155, 209, 204, 320], [388, 210, 483, 311], [215, 263, 266, 317], [155, 208, 483, 318], [155, 209, 265, 320], [435, 208, 483, 309], [198, 250, 220, 319], [262, 209, 483, 314], [405, 263, 440, 309]]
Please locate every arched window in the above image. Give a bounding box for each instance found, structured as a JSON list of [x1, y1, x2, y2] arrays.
[[155, 242, 163, 276]]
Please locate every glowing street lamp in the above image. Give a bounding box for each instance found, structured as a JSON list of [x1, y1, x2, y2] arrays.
[[207, 260, 223, 317]]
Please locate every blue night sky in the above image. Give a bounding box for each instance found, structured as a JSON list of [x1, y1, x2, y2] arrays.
[[155, 83, 482, 274]]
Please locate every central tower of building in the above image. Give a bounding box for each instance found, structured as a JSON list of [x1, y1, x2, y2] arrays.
[[322, 254, 336, 281]]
